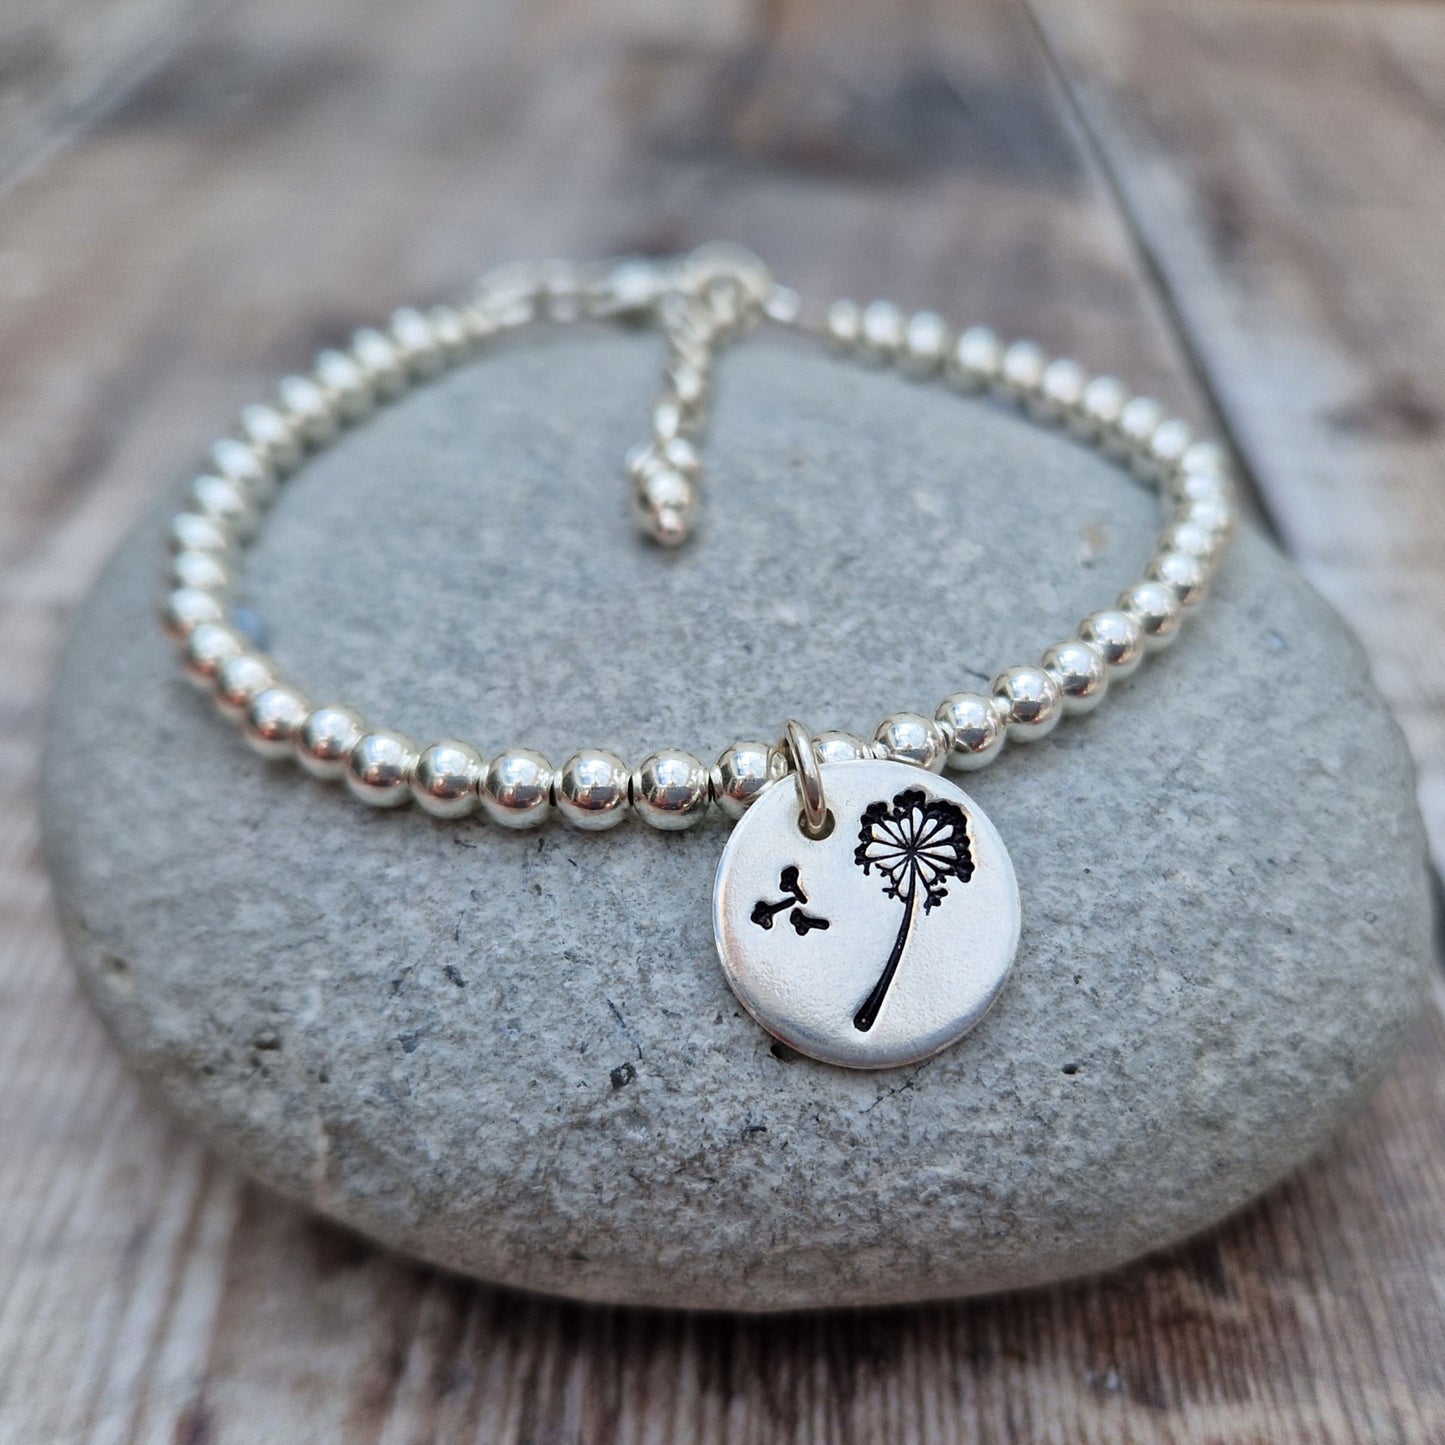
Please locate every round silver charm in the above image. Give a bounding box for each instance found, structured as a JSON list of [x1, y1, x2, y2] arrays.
[[713, 760, 1019, 1069]]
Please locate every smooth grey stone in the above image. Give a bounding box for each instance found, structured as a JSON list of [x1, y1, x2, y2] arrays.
[[42, 331, 1432, 1312]]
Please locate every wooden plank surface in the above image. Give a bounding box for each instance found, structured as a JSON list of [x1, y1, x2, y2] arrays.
[[0, 0, 212, 188], [1033, 0, 1445, 877], [0, 0, 1442, 1441]]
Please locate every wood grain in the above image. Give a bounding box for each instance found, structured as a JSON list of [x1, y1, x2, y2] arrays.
[[1034, 0, 1445, 876], [0, 0, 213, 189], [0, 0, 1441, 1440]]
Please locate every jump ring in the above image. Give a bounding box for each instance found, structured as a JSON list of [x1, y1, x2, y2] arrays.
[[781, 719, 829, 839]]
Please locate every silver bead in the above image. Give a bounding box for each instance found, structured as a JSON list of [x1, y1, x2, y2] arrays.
[[1042, 639, 1109, 715], [240, 403, 303, 475], [874, 712, 948, 772], [168, 511, 233, 555], [1180, 439, 1228, 478], [635, 466, 697, 547], [1149, 418, 1194, 471], [651, 398, 688, 442], [213, 651, 277, 721], [181, 621, 246, 690], [244, 685, 311, 759], [1119, 580, 1185, 651], [627, 436, 700, 483], [351, 327, 406, 398], [427, 305, 469, 361], [480, 749, 554, 828], [991, 665, 1063, 742], [171, 549, 234, 595], [763, 284, 802, 326], [162, 586, 226, 639], [1118, 396, 1166, 458], [1179, 497, 1236, 542], [1038, 357, 1087, 422], [632, 750, 710, 830], [812, 730, 873, 766], [635, 464, 696, 509], [346, 730, 418, 808], [860, 299, 906, 363], [948, 326, 1002, 391], [390, 307, 443, 375], [1077, 608, 1145, 679], [710, 741, 783, 820], [278, 374, 338, 446], [1171, 467, 1234, 508], [557, 749, 631, 830], [662, 436, 703, 477], [296, 705, 366, 779], [1148, 550, 1210, 608], [901, 311, 949, 375], [825, 298, 862, 350], [315, 349, 374, 422], [1081, 375, 1128, 436], [412, 739, 484, 818], [1157, 519, 1220, 564], [210, 437, 274, 499], [935, 692, 1006, 771], [998, 339, 1047, 401], [189, 474, 257, 538]]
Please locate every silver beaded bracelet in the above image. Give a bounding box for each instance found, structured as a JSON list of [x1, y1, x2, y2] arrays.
[[162, 244, 1235, 1070]]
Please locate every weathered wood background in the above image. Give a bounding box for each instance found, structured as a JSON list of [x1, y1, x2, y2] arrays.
[[2, 0, 1443, 1440]]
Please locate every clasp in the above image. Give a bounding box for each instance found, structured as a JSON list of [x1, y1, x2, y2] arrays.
[[674, 242, 772, 331], [587, 244, 772, 327]]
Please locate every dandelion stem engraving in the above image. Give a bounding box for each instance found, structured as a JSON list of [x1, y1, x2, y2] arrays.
[[852, 788, 972, 1032]]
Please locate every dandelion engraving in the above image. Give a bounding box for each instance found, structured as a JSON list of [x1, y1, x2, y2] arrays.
[[852, 788, 973, 1032]]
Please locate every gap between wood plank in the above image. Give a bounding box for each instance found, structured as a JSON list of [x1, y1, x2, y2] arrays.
[[1020, 0, 1279, 540], [0, 0, 225, 203], [1024, 0, 1445, 925]]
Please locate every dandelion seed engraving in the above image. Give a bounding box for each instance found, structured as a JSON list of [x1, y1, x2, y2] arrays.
[[750, 865, 831, 936], [852, 788, 973, 1032]]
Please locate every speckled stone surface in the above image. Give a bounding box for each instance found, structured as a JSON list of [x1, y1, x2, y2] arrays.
[[41, 331, 1433, 1311]]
